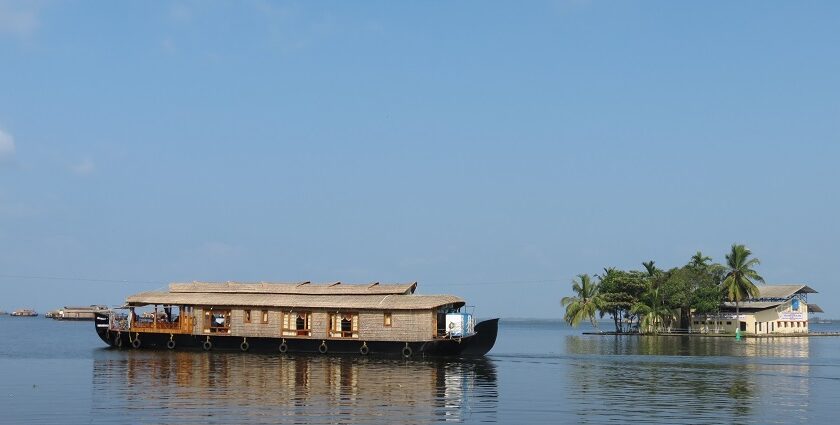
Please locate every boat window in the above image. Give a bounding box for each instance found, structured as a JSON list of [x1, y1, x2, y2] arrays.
[[282, 311, 311, 337], [384, 312, 392, 327], [329, 312, 359, 338], [204, 309, 231, 333], [244, 309, 251, 323], [261, 310, 269, 324]]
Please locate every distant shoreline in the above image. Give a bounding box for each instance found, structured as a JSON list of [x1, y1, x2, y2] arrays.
[[581, 331, 840, 338]]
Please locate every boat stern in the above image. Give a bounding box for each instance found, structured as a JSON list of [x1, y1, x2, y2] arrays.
[[459, 318, 499, 356], [420, 318, 499, 357], [94, 312, 115, 347]]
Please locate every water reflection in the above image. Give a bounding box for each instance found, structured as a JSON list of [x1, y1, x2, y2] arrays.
[[565, 334, 811, 358], [562, 335, 812, 424], [91, 352, 497, 424]]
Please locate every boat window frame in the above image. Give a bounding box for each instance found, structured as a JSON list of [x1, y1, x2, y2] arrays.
[[384, 312, 392, 327], [261, 310, 269, 324], [244, 309, 251, 324], [282, 311, 312, 337], [204, 308, 231, 334], [329, 312, 359, 339]]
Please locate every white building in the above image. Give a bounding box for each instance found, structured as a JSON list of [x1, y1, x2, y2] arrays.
[[691, 284, 823, 335]]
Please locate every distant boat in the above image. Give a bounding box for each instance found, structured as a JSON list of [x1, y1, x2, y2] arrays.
[[50, 305, 109, 321], [11, 309, 38, 317], [812, 316, 833, 324]]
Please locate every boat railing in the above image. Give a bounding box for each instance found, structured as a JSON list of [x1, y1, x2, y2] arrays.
[[129, 315, 194, 334], [436, 330, 475, 340], [110, 314, 130, 331]]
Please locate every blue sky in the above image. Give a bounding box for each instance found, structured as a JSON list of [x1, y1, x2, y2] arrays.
[[1, 1, 839, 318]]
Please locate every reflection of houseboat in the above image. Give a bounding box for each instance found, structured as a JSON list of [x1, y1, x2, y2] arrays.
[[11, 309, 38, 317], [92, 353, 498, 423], [94, 281, 498, 357], [50, 305, 110, 321]]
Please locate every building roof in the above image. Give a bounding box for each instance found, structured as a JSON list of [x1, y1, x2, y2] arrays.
[[808, 304, 824, 313], [169, 281, 417, 295], [125, 282, 462, 310], [722, 301, 783, 311], [754, 284, 817, 299]]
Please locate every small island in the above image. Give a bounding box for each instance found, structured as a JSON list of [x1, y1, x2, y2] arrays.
[[562, 244, 824, 337]]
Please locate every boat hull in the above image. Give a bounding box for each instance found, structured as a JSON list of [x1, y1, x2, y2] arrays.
[[95, 314, 498, 357]]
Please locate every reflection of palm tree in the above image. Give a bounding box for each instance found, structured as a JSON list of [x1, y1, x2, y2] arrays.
[[728, 375, 754, 415], [722, 244, 764, 334], [561, 274, 603, 328]]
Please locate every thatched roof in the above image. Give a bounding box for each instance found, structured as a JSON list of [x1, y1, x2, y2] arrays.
[[169, 281, 417, 295], [126, 282, 462, 310]]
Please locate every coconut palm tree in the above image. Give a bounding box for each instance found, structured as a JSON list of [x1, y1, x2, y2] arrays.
[[639, 260, 664, 331], [722, 244, 765, 334], [631, 273, 677, 334], [689, 251, 712, 269], [642, 260, 660, 277], [561, 274, 603, 328]]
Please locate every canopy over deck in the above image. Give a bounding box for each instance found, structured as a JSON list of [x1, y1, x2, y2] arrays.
[[169, 281, 417, 295], [126, 281, 463, 311]]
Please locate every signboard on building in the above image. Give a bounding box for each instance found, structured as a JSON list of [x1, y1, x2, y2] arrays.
[[779, 312, 805, 321], [693, 313, 747, 320]]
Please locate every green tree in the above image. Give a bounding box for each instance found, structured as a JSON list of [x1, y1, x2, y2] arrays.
[[561, 274, 603, 328], [631, 277, 677, 334], [659, 267, 694, 328], [636, 260, 670, 333], [692, 282, 723, 332], [688, 251, 712, 269], [642, 260, 661, 277], [598, 268, 647, 332], [721, 244, 765, 334]]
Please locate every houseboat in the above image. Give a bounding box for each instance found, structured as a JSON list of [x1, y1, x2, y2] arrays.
[[11, 309, 38, 317], [94, 281, 498, 357]]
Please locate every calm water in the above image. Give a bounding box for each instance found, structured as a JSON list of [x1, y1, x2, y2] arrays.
[[2, 317, 840, 424]]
